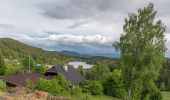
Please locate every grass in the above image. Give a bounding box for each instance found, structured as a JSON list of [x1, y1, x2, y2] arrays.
[[69, 93, 119, 100], [162, 91, 170, 100]]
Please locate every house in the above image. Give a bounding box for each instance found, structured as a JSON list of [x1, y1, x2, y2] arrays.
[[0, 64, 85, 87], [44, 64, 85, 85], [0, 73, 40, 87]]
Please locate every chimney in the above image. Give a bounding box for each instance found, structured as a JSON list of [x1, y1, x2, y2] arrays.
[[63, 64, 68, 71]]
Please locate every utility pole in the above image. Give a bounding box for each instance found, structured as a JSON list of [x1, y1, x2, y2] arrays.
[[28, 51, 30, 73]]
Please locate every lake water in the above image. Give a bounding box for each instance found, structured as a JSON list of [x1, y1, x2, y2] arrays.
[[68, 61, 93, 69]]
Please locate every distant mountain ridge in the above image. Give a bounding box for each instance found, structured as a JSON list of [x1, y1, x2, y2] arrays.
[[61, 50, 90, 58], [61, 50, 119, 58]]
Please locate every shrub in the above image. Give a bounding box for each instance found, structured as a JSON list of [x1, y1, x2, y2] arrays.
[[103, 70, 127, 99], [0, 80, 7, 92], [81, 80, 103, 95], [54, 75, 70, 92], [26, 79, 36, 92], [71, 86, 82, 97], [36, 78, 61, 96], [36, 74, 69, 96], [150, 91, 162, 100]]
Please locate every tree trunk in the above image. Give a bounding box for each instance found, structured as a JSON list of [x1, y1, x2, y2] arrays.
[[126, 87, 131, 100]]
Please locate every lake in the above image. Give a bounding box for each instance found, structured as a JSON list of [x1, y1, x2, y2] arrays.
[[68, 61, 93, 69]]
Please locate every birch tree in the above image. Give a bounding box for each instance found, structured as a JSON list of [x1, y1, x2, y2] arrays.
[[114, 3, 166, 100]]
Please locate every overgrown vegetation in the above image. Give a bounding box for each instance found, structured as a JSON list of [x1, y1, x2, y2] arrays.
[[0, 80, 7, 92], [81, 80, 103, 95], [29, 75, 70, 96]]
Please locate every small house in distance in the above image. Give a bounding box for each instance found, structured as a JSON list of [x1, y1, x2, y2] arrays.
[[44, 64, 85, 85]]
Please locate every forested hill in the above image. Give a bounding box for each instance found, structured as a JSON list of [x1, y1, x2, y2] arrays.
[[0, 38, 71, 65]]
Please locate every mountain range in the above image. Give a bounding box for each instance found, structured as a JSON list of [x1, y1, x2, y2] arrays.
[[61, 50, 119, 58]]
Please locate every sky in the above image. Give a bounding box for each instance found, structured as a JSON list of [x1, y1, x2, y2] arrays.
[[0, 0, 170, 56]]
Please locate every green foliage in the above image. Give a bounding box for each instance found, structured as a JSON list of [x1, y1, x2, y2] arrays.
[[22, 56, 36, 72], [0, 80, 7, 92], [0, 51, 6, 75], [103, 69, 127, 99], [36, 78, 61, 96], [4, 59, 22, 75], [160, 82, 166, 91], [113, 3, 166, 100], [150, 90, 162, 100], [54, 74, 70, 92], [71, 86, 82, 97], [26, 79, 36, 92], [85, 61, 110, 80], [158, 58, 170, 91], [35, 63, 48, 74], [81, 80, 103, 95], [36, 74, 69, 96]]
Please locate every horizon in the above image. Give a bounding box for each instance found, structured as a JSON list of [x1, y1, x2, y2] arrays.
[[0, 0, 170, 57]]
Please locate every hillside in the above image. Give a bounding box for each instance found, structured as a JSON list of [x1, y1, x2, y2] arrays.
[[0, 38, 71, 65], [0, 38, 116, 65]]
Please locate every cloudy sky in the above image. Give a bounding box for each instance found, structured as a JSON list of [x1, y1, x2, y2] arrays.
[[0, 0, 170, 56]]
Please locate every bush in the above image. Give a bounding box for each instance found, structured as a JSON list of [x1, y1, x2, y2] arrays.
[[150, 91, 162, 100], [0, 80, 7, 92], [36, 74, 69, 96], [54, 75, 70, 92], [71, 86, 82, 97], [103, 70, 127, 99], [26, 79, 36, 92], [36, 78, 61, 96], [81, 80, 103, 95]]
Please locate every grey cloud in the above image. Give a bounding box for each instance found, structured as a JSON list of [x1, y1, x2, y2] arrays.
[[39, 0, 170, 32], [0, 24, 15, 30], [66, 21, 89, 29], [40, 0, 131, 20]]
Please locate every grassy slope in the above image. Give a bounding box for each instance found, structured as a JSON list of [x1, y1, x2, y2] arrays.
[[162, 92, 170, 100]]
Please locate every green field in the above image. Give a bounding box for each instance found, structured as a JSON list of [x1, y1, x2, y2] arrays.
[[162, 92, 170, 100]]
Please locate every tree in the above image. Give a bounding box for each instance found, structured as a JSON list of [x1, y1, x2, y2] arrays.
[[0, 51, 6, 75], [114, 3, 166, 100], [22, 56, 35, 72], [77, 65, 84, 76], [85, 61, 110, 80]]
